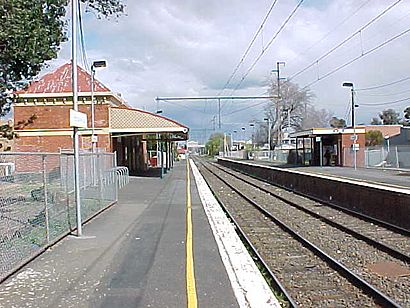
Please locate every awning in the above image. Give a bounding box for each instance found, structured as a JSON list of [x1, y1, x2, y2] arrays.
[[109, 107, 189, 140]]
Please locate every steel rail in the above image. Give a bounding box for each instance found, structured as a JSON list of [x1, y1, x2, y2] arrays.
[[211, 162, 410, 263], [193, 159, 297, 307], [218, 159, 410, 236], [200, 160, 401, 308]]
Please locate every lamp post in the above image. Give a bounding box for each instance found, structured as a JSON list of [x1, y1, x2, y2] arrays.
[[233, 130, 237, 151], [249, 123, 255, 149], [241, 127, 246, 149], [342, 82, 357, 170], [91, 60, 107, 153], [264, 118, 271, 160]]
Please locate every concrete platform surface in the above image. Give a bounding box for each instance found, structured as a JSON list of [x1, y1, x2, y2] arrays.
[[0, 161, 241, 308], [234, 159, 410, 190]]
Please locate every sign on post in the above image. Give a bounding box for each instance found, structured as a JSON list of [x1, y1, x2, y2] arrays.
[[70, 109, 88, 128], [350, 135, 357, 141]]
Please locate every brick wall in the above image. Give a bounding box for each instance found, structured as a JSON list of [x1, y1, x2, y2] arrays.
[[14, 104, 109, 130], [14, 134, 112, 153]]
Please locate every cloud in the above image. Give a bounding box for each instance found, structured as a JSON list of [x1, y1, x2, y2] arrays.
[[45, 0, 410, 142]]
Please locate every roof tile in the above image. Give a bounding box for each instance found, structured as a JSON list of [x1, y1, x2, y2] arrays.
[[16, 63, 110, 94]]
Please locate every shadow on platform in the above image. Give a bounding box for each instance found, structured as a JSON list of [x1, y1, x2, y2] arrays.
[[131, 167, 167, 178]]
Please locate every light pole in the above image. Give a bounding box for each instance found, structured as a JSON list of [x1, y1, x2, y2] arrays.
[[264, 118, 271, 160], [91, 60, 106, 153], [249, 123, 255, 149], [342, 82, 357, 170], [241, 127, 246, 150], [233, 130, 237, 151]]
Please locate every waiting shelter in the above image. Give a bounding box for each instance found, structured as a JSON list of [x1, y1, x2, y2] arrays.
[[13, 63, 189, 175], [290, 127, 366, 167]]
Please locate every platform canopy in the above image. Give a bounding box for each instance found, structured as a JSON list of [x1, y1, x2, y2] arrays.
[[110, 107, 189, 141], [290, 127, 365, 138]]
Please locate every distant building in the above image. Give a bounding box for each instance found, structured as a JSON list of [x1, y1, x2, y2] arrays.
[[187, 140, 205, 155]]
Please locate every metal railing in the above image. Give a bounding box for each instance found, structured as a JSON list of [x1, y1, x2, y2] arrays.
[[0, 152, 129, 282]]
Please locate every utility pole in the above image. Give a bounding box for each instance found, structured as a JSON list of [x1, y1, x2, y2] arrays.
[[264, 118, 271, 160], [272, 61, 285, 147], [218, 98, 221, 130], [211, 115, 216, 131], [342, 82, 357, 170], [71, 0, 82, 236]]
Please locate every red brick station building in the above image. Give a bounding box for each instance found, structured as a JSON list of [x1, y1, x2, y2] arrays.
[[13, 63, 189, 174]]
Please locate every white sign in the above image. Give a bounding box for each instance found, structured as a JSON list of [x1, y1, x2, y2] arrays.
[[315, 136, 321, 142], [91, 135, 98, 143], [350, 135, 357, 141], [352, 143, 360, 151], [70, 109, 88, 128]]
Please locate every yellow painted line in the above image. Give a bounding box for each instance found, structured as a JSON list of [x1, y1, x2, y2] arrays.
[[186, 159, 198, 308]]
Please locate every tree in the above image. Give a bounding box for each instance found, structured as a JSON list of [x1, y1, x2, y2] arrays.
[[365, 130, 384, 147], [402, 106, 410, 126], [370, 117, 382, 125], [264, 79, 315, 142], [329, 117, 346, 128], [205, 133, 224, 156], [379, 109, 400, 125], [0, 0, 124, 137], [303, 105, 334, 129]]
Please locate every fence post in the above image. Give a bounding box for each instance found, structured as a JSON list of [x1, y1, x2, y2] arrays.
[[395, 146, 400, 168], [97, 153, 103, 207], [42, 155, 50, 243], [114, 152, 118, 202]]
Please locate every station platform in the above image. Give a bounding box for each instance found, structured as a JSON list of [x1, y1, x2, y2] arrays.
[[0, 160, 277, 308], [236, 159, 409, 190]]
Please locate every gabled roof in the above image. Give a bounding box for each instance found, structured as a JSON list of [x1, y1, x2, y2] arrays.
[[110, 107, 189, 135], [16, 63, 110, 94]]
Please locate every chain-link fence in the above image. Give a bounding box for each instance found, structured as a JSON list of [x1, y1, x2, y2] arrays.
[[0, 152, 125, 281], [363, 145, 410, 169]]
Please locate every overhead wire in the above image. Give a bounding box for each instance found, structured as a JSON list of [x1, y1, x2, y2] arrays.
[[224, 100, 267, 116], [358, 88, 410, 97], [356, 75, 410, 91], [359, 96, 410, 106], [217, 0, 279, 97], [302, 26, 410, 89], [291, 0, 371, 61], [78, 2, 90, 70], [231, 0, 305, 93], [289, 0, 404, 81]]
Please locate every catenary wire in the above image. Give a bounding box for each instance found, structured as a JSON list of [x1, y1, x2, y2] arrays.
[[356, 76, 410, 91], [302, 26, 410, 89], [289, 0, 403, 81], [291, 0, 372, 62], [359, 96, 410, 106], [218, 0, 279, 97], [231, 0, 305, 93], [78, 2, 89, 70]]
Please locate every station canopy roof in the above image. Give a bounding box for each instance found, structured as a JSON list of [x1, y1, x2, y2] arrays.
[[290, 127, 365, 138], [110, 107, 189, 141]]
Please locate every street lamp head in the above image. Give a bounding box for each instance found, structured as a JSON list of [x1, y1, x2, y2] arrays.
[[249, 123, 255, 127], [92, 60, 107, 71], [156, 110, 163, 114], [241, 127, 246, 131], [342, 82, 353, 88]]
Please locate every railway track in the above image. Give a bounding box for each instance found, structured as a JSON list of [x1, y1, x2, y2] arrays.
[[193, 157, 410, 307]]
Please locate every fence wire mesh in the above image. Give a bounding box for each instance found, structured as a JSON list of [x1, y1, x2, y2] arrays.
[[0, 152, 121, 280]]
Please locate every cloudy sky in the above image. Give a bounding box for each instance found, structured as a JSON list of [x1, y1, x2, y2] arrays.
[[48, 0, 410, 142]]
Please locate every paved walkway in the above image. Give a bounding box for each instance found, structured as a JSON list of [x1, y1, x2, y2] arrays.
[[0, 161, 239, 308]]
